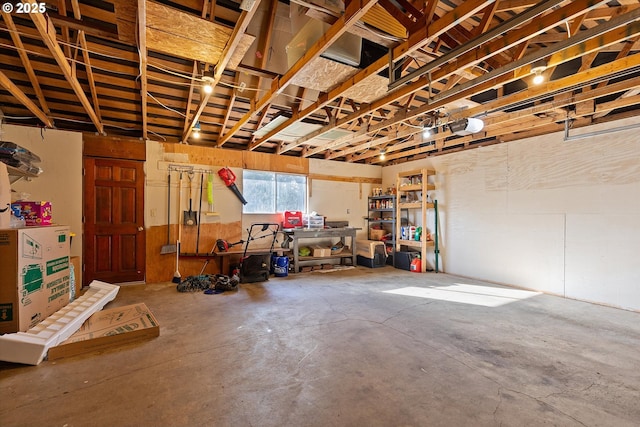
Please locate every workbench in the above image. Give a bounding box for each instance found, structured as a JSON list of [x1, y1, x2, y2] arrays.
[[284, 227, 360, 273]]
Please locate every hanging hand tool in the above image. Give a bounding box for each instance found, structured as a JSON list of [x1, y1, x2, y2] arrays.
[[196, 172, 204, 253], [172, 171, 184, 284], [183, 171, 197, 226], [218, 167, 247, 205], [161, 171, 177, 254], [207, 172, 214, 212]]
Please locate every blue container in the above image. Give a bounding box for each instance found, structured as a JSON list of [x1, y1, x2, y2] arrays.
[[274, 256, 289, 277]]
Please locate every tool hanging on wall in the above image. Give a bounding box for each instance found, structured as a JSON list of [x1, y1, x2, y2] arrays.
[[207, 172, 214, 212], [160, 171, 177, 254], [172, 171, 184, 284], [195, 172, 204, 253], [183, 171, 197, 226], [218, 167, 247, 205]]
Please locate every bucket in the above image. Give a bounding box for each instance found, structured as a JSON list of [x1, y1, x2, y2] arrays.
[[410, 258, 421, 273], [274, 256, 289, 277]]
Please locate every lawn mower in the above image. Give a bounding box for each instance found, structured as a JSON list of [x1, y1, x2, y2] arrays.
[[203, 223, 281, 283]]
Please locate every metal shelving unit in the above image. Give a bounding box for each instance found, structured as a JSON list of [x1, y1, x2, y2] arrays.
[[367, 194, 396, 265]]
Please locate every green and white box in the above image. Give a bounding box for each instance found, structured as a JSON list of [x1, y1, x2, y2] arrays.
[[0, 225, 70, 334]]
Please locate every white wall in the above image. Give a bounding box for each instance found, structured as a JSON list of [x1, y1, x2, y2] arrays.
[[309, 158, 381, 240], [144, 141, 241, 229], [1, 124, 83, 257], [383, 116, 640, 311]]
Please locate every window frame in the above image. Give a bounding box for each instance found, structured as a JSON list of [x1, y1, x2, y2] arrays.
[[242, 170, 308, 214]]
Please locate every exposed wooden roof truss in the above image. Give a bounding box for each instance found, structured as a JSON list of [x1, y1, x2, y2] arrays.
[[0, 0, 639, 165]]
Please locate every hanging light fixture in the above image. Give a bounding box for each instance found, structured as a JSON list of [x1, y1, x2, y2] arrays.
[[192, 121, 201, 139], [201, 66, 215, 94], [421, 113, 440, 139], [531, 59, 547, 85], [379, 149, 386, 160]]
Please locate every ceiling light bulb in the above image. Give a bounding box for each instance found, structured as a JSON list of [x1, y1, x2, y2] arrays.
[[531, 60, 547, 85], [202, 76, 214, 94], [193, 129, 201, 139], [379, 150, 386, 160], [533, 71, 544, 85], [422, 127, 432, 138]]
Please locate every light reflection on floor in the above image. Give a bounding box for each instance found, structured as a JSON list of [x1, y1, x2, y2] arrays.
[[383, 283, 542, 307]]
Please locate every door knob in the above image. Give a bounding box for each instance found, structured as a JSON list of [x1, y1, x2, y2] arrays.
[[138, 226, 144, 231]]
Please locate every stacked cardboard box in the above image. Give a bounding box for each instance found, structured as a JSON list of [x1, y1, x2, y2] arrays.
[[0, 225, 70, 334]]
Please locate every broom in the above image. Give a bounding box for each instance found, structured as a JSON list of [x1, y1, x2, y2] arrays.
[[161, 171, 177, 254], [172, 171, 183, 283]]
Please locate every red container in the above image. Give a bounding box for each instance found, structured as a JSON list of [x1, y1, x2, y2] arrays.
[[282, 211, 303, 228], [410, 258, 422, 273]]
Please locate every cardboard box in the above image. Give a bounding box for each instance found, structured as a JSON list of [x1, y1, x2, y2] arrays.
[[311, 245, 331, 257], [0, 226, 71, 333], [47, 302, 160, 361], [11, 201, 52, 226], [369, 228, 386, 240], [70, 256, 82, 297]]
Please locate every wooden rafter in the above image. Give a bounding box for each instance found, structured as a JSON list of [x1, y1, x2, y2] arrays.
[[182, 2, 262, 142], [1, 2, 640, 164], [592, 35, 640, 119], [253, 0, 278, 103], [181, 2, 215, 139], [78, 32, 102, 122], [301, 0, 610, 158], [1, 11, 50, 115], [353, 54, 640, 163], [56, 0, 72, 58], [137, 0, 148, 139], [182, 62, 199, 136], [220, 75, 239, 140], [262, 0, 495, 154], [378, 0, 418, 29], [336, 33, 640, 159], [472, 2, 499, 36], [221, 0, 380, 148], [0, 70, 53, 127], [30, 13, 104, 134]]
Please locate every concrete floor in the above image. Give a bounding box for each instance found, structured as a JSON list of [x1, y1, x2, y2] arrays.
[[2, 266, 640, 426]]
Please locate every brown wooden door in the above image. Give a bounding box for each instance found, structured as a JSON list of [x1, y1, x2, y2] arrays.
[[83, 158, 145, 285]]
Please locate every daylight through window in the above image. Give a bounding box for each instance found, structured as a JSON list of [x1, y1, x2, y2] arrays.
[[243, 171, 307, 214]]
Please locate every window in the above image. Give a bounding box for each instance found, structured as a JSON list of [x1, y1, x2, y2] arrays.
[[243, 170, 307, 214]]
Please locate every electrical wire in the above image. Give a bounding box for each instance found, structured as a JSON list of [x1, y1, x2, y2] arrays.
[[147, 92, 187, 117], [147, 130, 167, 142], [0, 26, 132, 64], [0, 115, 38, 120], [0, 41, 134, 77]]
